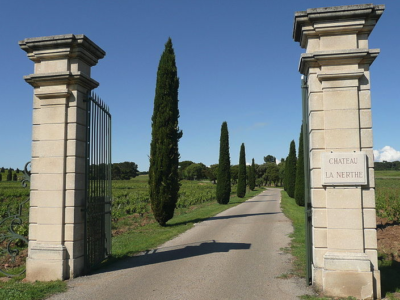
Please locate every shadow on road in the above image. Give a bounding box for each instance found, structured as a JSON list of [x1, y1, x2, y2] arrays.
[[94, 241, 251, 275], [241, 200, 277, 203], [169, 212, 281, 227]]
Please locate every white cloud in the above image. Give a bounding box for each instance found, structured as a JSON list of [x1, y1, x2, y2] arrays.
[[373, 146, 400, 162]]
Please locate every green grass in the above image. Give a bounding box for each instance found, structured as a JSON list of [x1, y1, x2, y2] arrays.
[[280, 190, 306, 278], [0, 278, 66, 300], [375, 170, 400, 178]]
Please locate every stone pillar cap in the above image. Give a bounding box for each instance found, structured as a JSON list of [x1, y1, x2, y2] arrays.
[[19, 34, 105, 66], [293, 4, 385, 48]]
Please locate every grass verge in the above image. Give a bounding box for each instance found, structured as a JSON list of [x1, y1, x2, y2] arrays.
[[280, 190, 360, 300], [280, 190, 306, 278], [110, 188, 264, 260]]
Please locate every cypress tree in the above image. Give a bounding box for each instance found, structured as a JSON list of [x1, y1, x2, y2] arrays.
[[249, 158, 256, 191], [0, 173, 2, 181], [216, 121, 231, 204], [7, 169, 12, 181], [283, 156, 288, 191], [13, 173, 18, 181], [285, 140, 297, 198], [237, 143, 246, 198], [295, 125, 305, 206], [149, 38, 182, 226]]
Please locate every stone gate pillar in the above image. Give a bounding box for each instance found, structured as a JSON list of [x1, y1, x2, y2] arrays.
[[293, 4, 384, 299], [19, 34, 105, 281]]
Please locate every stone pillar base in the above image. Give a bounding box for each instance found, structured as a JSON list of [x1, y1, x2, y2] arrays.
[[322, 252, 374, 299], [26, 244, 67, 281]]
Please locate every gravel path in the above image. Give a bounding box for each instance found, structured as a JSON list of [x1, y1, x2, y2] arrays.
[[49, 189, 314, 300]]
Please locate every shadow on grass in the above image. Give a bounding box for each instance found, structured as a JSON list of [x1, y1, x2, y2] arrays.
[[167, 212, 281, 227], [380, 258, 400, 297], [94, 240, 251, 275]]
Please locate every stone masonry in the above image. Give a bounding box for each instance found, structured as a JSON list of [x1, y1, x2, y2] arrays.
[[293, 4, 384, 299], [19, 34, 105, 281]]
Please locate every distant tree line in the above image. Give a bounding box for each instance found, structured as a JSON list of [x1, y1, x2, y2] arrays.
[[374, 161, 400, 171]]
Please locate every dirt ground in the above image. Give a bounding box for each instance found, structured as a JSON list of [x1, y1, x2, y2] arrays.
[[377, 217, 400, 261]]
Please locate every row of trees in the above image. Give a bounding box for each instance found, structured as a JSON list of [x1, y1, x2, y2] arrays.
[[283, 126, 305, 207], [148, 39, 263, 226], [374, 161, 400, 171], [0, 168, 19, 181], [147, 38, 291, 226]]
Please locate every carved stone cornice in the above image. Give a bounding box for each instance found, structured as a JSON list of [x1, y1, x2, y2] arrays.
[[293, 4, 385, 49], [299, 48, 380, 75], [24, 71, 99, 90], [19, 34, 105, 66]]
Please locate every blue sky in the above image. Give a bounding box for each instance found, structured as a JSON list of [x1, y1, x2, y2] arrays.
[[1, 1, 399, 172]]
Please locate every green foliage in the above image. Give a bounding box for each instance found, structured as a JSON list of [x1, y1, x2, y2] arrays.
[[149, 38, 182, 226], [184, 163, 207, 180], [249, 158, 256, 191], [178, 160, 194, 179], [237, 143, 246, 198], [375, 161, 400, 171], [264, 163, 280, 186], [7, 169, 12, 181], [278, 159, 285, 187], [285, 140, 297, 198], [295, 126, 305, 206], [216, 121, 231, 204], [0, 173, 2, 181], [204, 164, 218, 183], [230, 165, 239, 185], [264, 155, 276, 164], [112, 162, 138, 180]]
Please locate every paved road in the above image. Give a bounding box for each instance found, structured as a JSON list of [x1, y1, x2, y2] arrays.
[[50, 189, 313, 300]]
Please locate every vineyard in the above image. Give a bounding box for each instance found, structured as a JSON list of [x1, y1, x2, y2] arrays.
[[375, 172, 400, 222]]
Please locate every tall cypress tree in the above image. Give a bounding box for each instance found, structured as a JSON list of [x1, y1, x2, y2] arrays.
[[295, 125, 305, 206], [216, 121, 231, 204], [285, 140, 297, 198], [249, 158, 256, 191], [7, 169, 12, 181], [149, 38, 182, 226], [237, 143, 246, 198]]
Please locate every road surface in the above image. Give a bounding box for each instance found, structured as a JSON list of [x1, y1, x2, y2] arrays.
[[50, 189, 313, 300]]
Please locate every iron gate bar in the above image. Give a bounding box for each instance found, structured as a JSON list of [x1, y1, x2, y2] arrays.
[[301, 76, 312, 285], [84, 92, 112, 272]]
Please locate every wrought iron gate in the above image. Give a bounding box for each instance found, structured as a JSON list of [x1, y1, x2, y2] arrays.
[[0, 162, 30, 277], [84, 92, 112, 272], [302, 76, 312, 285]]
